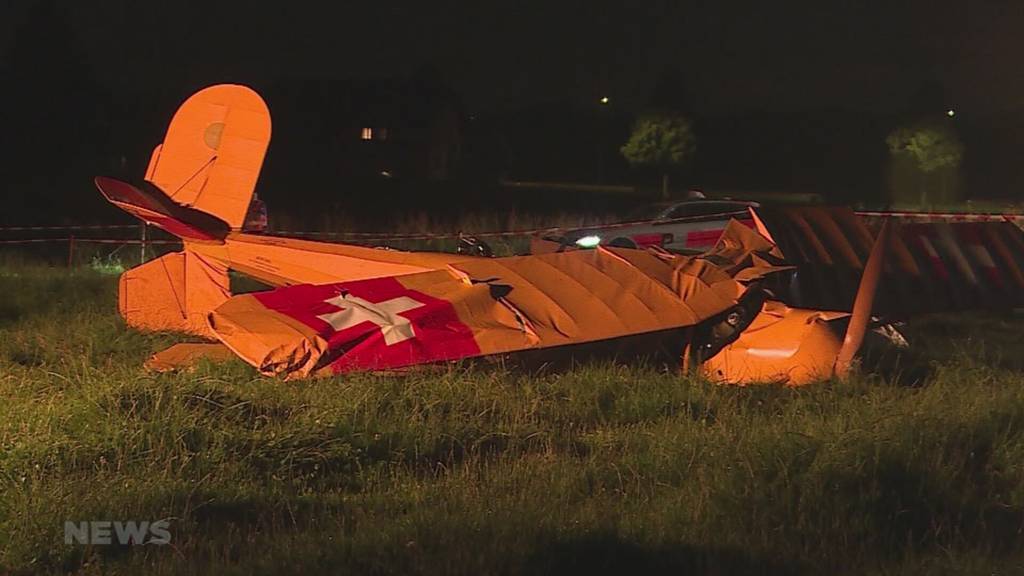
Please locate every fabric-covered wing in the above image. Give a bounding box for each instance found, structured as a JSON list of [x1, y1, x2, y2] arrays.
[[206, 220, 786, 378]]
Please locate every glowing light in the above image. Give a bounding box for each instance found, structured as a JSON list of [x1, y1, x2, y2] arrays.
[[946, 109, 955, 117], [575, 235, 602, 248], [599, 97, 609, 105], [361, 127, 373, 140]]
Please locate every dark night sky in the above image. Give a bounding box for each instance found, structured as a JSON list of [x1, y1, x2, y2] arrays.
[[4, 0, 1024, 116], [4, 0, 1024, 226]]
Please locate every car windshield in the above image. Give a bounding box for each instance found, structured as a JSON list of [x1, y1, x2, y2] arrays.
[[665, 201, 750, 219], [623, 203, 673, 221]]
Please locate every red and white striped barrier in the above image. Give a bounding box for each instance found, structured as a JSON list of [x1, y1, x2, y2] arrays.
[[856, 211, 1024, 224], [0, 238, 178, 245], [756, 206, 1024, 314], [0, 224, 139, 232]]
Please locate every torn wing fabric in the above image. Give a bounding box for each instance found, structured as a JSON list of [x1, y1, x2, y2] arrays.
[[206, 219, 787, 378]]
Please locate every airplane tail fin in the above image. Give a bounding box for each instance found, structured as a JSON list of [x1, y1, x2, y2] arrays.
[[99, 84, 271, 235], [143, 84, 271, 229]]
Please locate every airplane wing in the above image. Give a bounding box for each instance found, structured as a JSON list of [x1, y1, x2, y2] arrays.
[[203, 220, 791, 378]]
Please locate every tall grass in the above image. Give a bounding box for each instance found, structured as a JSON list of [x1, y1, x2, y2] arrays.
[[1, 267, 1024, 574]]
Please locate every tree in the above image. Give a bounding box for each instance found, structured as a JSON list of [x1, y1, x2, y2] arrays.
[[886, 122, 964, 205], [620, 112, 696, 199], [886, 123, 963, 173]]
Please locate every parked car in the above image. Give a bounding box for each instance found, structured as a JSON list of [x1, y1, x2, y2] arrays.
[[551, 199, 759, 253]]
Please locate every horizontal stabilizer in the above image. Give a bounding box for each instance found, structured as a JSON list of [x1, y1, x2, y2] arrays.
[[119, 250, 231, 337], [95, 176, 229, 243]]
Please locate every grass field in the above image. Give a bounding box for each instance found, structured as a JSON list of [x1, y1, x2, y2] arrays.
[[2, 265, 1024, 575]]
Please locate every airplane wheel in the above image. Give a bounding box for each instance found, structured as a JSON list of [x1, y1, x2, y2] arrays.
[[608, 237, 637, 249]]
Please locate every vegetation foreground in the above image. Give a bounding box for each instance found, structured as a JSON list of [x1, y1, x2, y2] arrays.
[[2, 266, 1024, 575]]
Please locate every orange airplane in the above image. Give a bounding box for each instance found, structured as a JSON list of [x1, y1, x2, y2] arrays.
[[96, 84, 1024, 385]]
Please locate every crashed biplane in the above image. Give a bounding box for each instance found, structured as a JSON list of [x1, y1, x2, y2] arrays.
[[95, 84, 1024, 385]]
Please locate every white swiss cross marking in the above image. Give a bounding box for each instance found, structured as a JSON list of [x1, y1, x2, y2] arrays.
[[316, 294, 425, 346]]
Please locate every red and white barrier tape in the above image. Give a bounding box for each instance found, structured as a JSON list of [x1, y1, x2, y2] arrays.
[[0, 238, 179, 245], [275, 212, 1024, 242], [3, 210, 1023, 246], [0, 224, 139, 232], [856, 211, 1024, 223]]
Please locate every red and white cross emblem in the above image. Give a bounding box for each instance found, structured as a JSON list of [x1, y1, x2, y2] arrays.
[[316, 293, 425, 345]]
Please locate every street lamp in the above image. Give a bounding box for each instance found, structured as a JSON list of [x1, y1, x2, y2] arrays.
[[946, 109, 955, 118], [599, 96, 610, 105]]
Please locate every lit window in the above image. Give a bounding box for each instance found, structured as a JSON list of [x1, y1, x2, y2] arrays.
[[377, 127, 388, 141], [361, 127, 373, 140]]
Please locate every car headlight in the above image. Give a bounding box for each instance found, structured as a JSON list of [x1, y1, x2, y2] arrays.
[[575, 235, 602, 248]]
